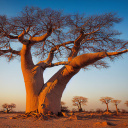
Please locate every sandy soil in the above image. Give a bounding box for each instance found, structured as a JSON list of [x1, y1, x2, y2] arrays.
[[0, 112, 128, 128]]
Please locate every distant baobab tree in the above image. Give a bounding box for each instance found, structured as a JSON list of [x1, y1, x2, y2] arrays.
[[100, 97, 113, 113], [2, 103, 16, 113], [111, 99, 121, 115], [0, 6, 128, 115], [72, 96, 88, 112], [61, 101, 69, 112], [125, 101, 128, 107]]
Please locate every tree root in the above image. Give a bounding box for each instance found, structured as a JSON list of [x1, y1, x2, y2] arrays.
[[9, 111, 59, 120]]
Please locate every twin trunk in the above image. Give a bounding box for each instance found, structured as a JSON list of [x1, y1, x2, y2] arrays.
[[21, 45, 80, 114], [21, 45, 108, 114]]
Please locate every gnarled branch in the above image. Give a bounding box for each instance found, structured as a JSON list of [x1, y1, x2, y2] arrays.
[[68, 32, 85, 61], [69, 49, 128, 69], [29, 26, 53, 45], [38, 41, 74, 68], [18, 27, 30, 44], [4, 33, 18, 39], [107, 49, 128, 56], [0, 48, 20, 55]]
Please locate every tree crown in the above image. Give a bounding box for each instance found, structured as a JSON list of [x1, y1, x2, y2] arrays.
[[111, 99, 121, 106], [72, 96, 88, 106], [100, 96, 113, 104], [125, 101, 128, 107], [0, 6, 128, 68]]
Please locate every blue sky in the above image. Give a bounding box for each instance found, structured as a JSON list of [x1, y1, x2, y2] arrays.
[[0, 0, 128, 111]]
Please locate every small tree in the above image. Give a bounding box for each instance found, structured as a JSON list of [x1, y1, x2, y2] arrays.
[[2, 103, 16, 113], [72, 96, 88, 112], [61, 101, 69, 112], [10, 103, 16, 112], [111, 99, 121, 115], [100, 97, 113, 113], [125, 101, 128, 108], [2, 103, 9, 113]]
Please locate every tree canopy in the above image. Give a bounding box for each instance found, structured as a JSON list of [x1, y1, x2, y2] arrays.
[[111, 99, 121, 106], [2, 103, 16, 113], [125, 101, 128, 107], [0, 6, 127, 68], [100, 97, 113, 104]]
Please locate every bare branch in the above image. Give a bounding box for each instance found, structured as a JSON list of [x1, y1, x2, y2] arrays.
[[69, 49, 128, 69], [68, 26, 102, 61], [4, 33, 18, 39], [30, 31, 52, 44], [0, 48, 20, 56], [84, 27, 101, 36], [40, 41, 74, 64], [49, 61, 69, 67], [68, 32, 85, 61], [107, 49, 128, 56], [36, 41, 74, 68], [17, 27, 31, 44]]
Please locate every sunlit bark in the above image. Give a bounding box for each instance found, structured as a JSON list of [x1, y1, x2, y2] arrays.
[[38, 65, 80, 114], [20, 44, 44, 112]]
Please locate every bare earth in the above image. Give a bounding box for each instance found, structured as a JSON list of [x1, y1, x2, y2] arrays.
[[0, 112, 128, 128]]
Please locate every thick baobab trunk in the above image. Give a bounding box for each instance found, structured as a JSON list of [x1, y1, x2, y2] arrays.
[[37, 52, 105, 114], [21, 49, 112, 114], [21, 45, 44, 113], [21, 45, 80, 114], [38, 65, 80, 114]]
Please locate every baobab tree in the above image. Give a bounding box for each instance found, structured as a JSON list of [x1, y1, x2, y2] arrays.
[[72, 96, 88, 112], [125, 101, 128, 107], [61, 101, 69, 112], [100, 97, 113, 113], [0, 6, 128, 115], [111, 99, 121, 115], [2, 103, 16, 113]]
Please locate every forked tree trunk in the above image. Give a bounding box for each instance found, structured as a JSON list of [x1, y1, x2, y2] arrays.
[[21, 44, 80, 114], [21, 44, 121, 114]]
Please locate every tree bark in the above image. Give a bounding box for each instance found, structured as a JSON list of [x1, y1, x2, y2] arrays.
[[21, 44, 44, 113], [21, 51, 107, 114], [21, 45, 80, 114], [38, 65, 80, 114], [20, 48, 127, 114]]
